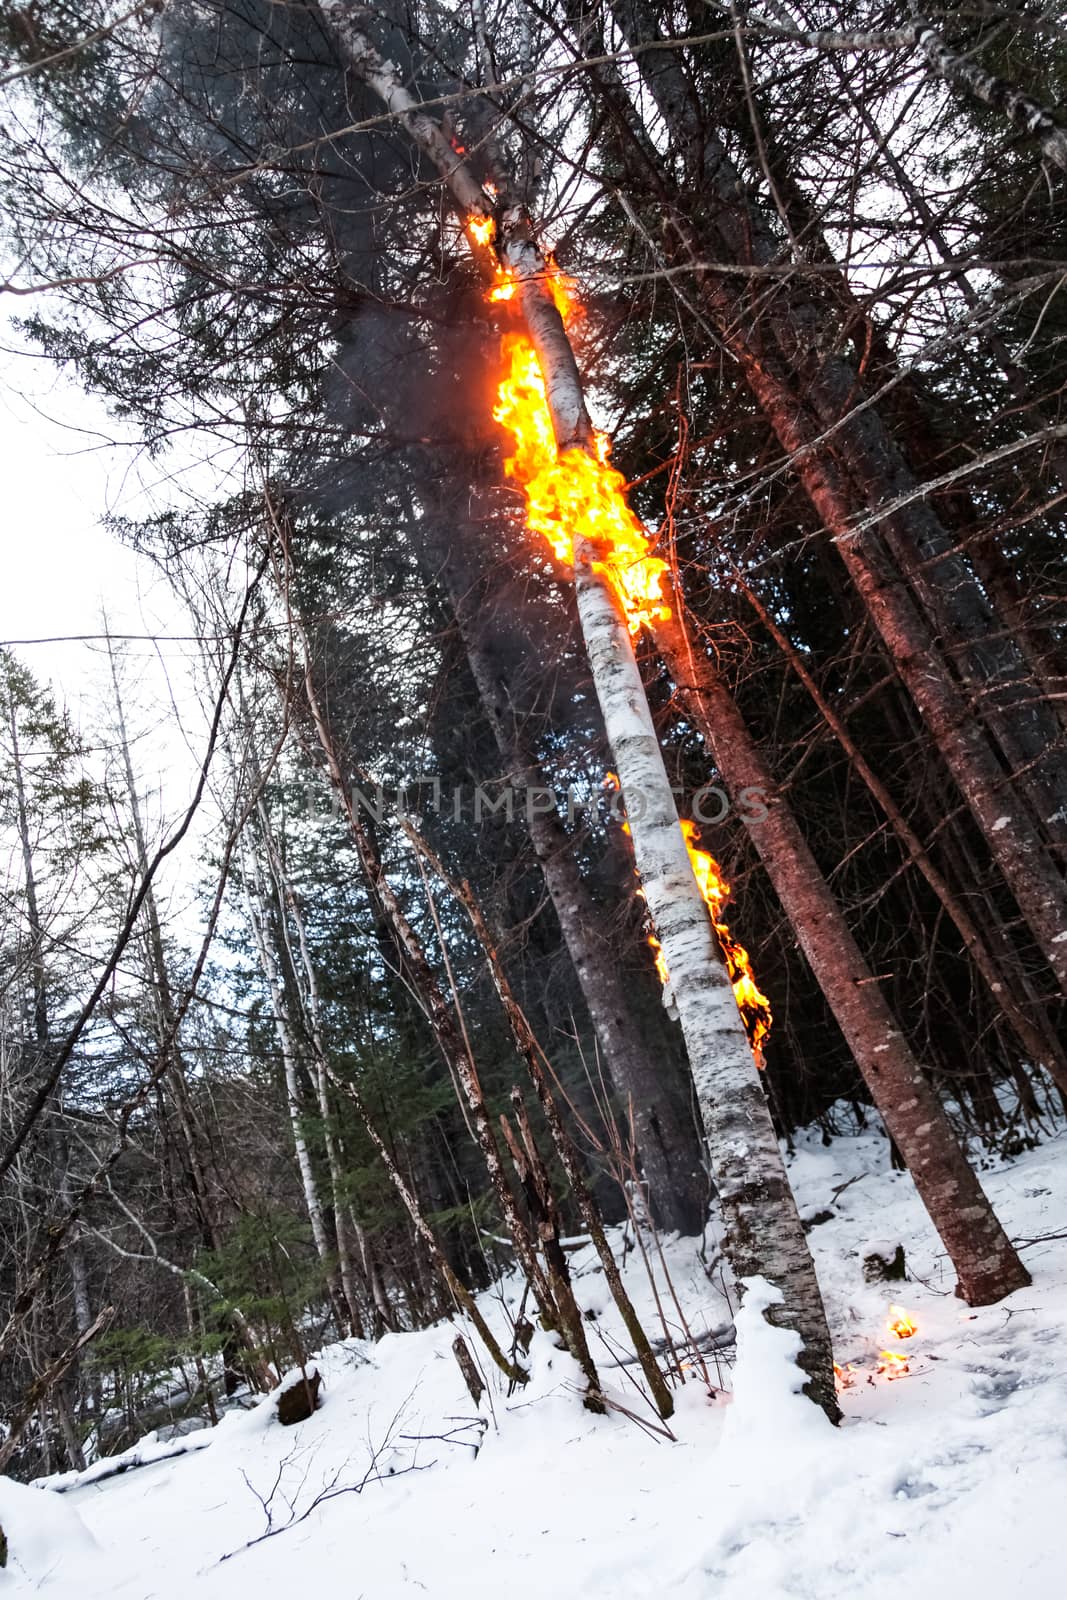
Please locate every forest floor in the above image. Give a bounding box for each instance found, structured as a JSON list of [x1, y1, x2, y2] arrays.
[[3, 1110, 1066, 1599]]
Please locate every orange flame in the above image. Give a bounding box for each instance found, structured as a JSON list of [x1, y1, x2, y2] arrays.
[[887, 1305, 916, 1340], [492, 335, 670, 634], [645, 929, 672, 989], [484, 235, 768, 1059], [604, 778, 771, 1064], [544, 263, 579, 323], [468, 214, 495, 249], [834, 1307, 919, 1391], [466, 212, 516, 303], [672, 820, 772, 1065], [468, 217, 574, 319], [474, 220, 663, 630]]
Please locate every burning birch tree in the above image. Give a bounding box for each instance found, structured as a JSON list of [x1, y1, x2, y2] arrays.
[[313, 0, 839, 1419]]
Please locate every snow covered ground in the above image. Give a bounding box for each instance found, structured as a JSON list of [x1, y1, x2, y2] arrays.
[[4, 1114, 1066, 1599]]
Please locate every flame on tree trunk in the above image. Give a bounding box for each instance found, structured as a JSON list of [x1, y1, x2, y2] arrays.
[[570, 1, 1065, 1126], [610, 785, 773, 1067], [482, 279, 838, 1391], [571, 553, 838, 1418], [315, 1, 839, 1420]]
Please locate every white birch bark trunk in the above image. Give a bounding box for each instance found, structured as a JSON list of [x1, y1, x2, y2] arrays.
[[574, 560, 837, 1416], [283, 875, 365, 1335], [750, 4, 1067, 170], [250, 785, 364, 1334], [315, 0, 838, 1417], [242, 845, 337, 1284], [490, 205, 839, 1417], [910, 10, 1067, 171], [316, 3, 491, 215], [349, 1206, 394, 1332], [106, 642, 227, 1251], [297, 664, 584, 1362]]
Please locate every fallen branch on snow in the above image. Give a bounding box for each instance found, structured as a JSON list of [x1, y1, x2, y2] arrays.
[[36, 1428, 215, 1494]]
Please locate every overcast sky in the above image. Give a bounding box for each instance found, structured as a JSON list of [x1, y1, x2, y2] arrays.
[[0, 319, 222, 931]]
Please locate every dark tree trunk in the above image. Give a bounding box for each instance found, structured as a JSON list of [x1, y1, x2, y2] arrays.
[[654, 608, 1031, 1305], [429, 524, 709, 1233]]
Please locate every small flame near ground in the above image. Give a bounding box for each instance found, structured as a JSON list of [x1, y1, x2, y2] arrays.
[[836, 1305, 918, 1391], [876, 1303, 916, 1377], [888, 1304, 917, 1340], [836, 1348, 912, 1392]]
